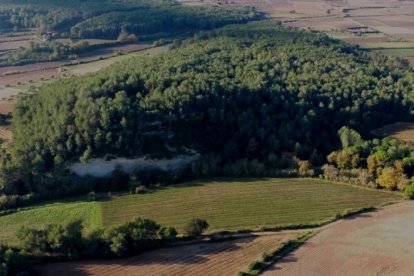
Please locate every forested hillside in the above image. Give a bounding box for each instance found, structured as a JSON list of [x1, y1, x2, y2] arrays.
[[11, 22, 414, 175], [0, 0, 259, 38]]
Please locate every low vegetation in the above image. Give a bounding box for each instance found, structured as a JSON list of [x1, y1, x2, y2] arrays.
[[240, 232, 313, 276], [17, 218, 177, 259], [0, 217, 179, 275], [0, 200, 101, 245]]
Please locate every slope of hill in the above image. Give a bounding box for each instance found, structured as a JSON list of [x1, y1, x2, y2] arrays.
[[11, 22, 414, 181]]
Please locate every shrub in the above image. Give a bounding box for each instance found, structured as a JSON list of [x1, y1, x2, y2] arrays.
[[109, 233, 128, 257], [298, 160, 314, 177], [248, 261, 263, 271], [356, 169, 374, 187], [15, 217, 178, 260], [376, 166, 408, 191], [184, 219, 209, 237], [83, 230, 109, 258], [0, 246, 28, 276], [403, 183, 414, 200], [322, 164, 339, 180], [159, 227, 178, 239], [17, 220, 84, 259]]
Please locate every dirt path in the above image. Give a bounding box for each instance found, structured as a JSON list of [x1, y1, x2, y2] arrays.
[[263, 202, 414, 276]]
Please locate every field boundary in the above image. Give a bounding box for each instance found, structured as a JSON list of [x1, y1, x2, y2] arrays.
[[239, 232, 314, 276], [208, 202, 398, 237]]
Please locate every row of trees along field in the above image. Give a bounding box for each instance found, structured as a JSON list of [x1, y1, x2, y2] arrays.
[[0, 0, 260, 38], [3, 21, 414, 200], [0, 40, 93, 66], [0, 217, 209, 275]]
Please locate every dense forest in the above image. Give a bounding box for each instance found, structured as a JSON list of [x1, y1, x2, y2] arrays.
[[10, 22, 414, 178], [0, 0, 260, 38]]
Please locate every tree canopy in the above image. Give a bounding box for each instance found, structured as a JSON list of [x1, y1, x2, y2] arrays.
[[11, 22, 414, 175], [0, 0, 260, 38]]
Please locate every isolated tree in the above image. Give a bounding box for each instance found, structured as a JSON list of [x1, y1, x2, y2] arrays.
[[184, 219, 209, 237]]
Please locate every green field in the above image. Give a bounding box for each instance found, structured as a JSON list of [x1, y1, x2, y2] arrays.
[[64, 45, 169, 76], [101, 178, 400, 232], [0, 178, 401, 244], [0, 200, 101, 245], [371, 48, 414, 57]]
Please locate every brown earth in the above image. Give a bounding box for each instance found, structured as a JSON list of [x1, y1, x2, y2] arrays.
[[371, 122, 414, 142], [0, 43, 150, 87], [36, 233, 298, 276], [263, 202, 414, 276], [0, 100, 15, 115]]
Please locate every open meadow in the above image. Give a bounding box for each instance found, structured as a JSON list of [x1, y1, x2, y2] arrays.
[[0, 200, 101, 245], [0, 178, 400, 245]]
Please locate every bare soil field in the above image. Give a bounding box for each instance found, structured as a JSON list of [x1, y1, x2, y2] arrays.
[[0, 100, 15, 115], [0, 39, 34, 51], [372, 122, 414, 142], [55, 38, 116, 46], [36, 233, 299, 276], [184, 0, 414, 61], [286, 17, 359, 32], [263, 202, 414, 275], [0, 68, 62, 87], [0, 126, 12, 141], [0, 43, 151, 89]]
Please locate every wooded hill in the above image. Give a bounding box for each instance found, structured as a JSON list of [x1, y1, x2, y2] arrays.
[[0, 0, 260, 38], [11, 21, 414, 174]]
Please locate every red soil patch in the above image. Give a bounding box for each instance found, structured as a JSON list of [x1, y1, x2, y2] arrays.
[[263, 202, 414, 275], [36, 233, 298, 276], [372, 122, 414, 142], [0, 100, 15, 115]]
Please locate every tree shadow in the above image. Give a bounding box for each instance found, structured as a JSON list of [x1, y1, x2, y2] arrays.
[[341, 208, 378, 221], [36, 236, 259, 276]]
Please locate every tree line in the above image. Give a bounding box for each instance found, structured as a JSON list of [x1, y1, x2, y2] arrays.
[[0, 217, 209, 275]]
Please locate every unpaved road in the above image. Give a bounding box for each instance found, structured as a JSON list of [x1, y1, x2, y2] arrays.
[[264, 202, 414, 276]]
